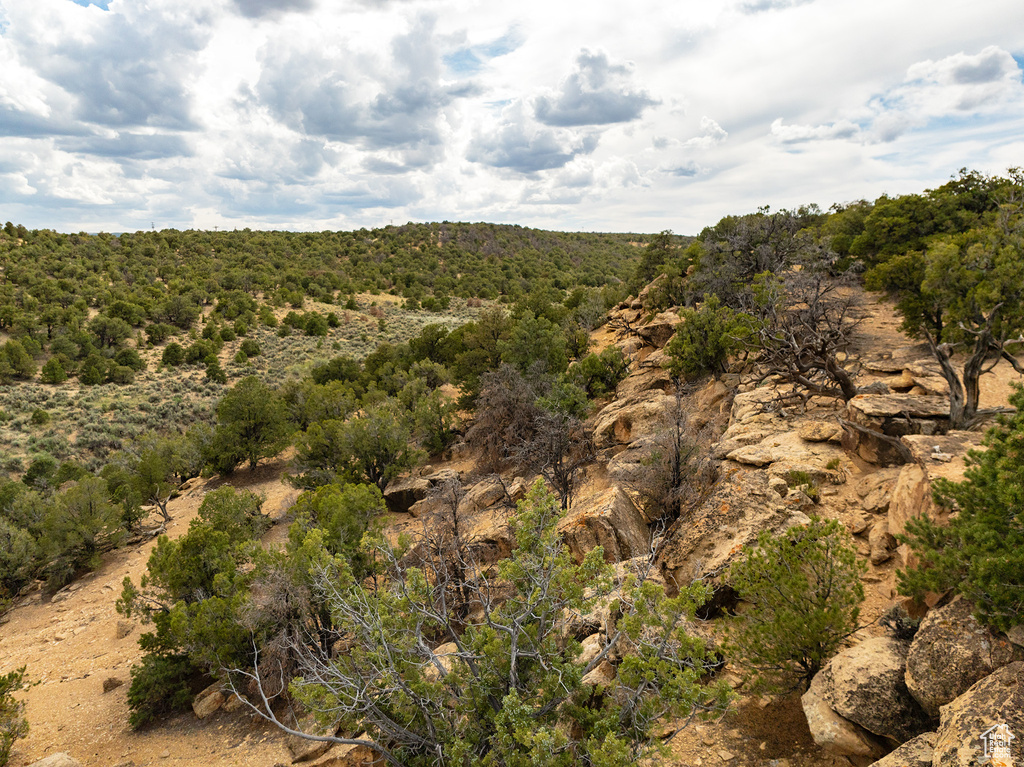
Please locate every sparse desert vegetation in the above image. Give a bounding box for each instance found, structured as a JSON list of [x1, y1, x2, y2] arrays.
[[2, 170, 1024, 766]]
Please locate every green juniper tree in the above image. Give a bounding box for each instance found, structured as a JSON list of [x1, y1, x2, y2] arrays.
[[865, 174, 1024, 428], [725, 517, 865, 693], [0, 667, 28, 766], [898, 385, 1024, 631], [229, 481, 732, 767]]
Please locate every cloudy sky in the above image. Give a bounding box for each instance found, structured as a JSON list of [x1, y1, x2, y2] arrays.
[[1, 0, 1023, 235]]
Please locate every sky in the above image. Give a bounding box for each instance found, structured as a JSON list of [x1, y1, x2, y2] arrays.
[[1, 0, 1023, 235]]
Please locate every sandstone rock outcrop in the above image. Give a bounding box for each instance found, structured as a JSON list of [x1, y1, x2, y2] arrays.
[[581, 659, 616, 689], [798, 420, 843, 443], [905, 598, 1023, 718], [861, 344, 934, 375], [801, 668, 888, 765], [286, 716, 339, 762], [592, 390, 673, 449], [613, 362, 674, 400], [854, 470, 899, 515], [382, 476, 432, 514], [558, 487, 650, 564], [820, 636, 931, 744], [316, 742, 378, 767], [868, 519, 896, 565], [888, 432, 983, 567], [635, 310, 682, 348], [931, 661, 1024, 767], [192, 681, 227, 719], [458, 475, 509, 515], [843, 394, 950, 466], [868, 732, 936, 767], [658, 467, 809, 590]]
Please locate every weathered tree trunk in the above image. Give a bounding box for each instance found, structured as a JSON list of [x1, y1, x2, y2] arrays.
[[826, 358, 860, 401], [926, 333, 968, 428], [925, 330, 992, 429]]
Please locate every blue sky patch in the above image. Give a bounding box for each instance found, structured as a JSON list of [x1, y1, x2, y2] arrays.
[[70, 0, 110, 9], [443, 49, 483, 75], [444, 30, 522, 75], [479, 31, 522, 59]]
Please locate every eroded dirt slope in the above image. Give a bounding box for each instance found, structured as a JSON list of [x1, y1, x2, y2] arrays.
[[1, 460, 297, 767]]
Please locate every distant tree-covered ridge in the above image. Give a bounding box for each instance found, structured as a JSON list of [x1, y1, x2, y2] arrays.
[[0, 222, 646, 334]]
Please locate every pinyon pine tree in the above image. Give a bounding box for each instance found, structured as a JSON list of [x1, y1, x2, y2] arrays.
[[898, 384, 1024, 631], [725, 517, 865, 693]]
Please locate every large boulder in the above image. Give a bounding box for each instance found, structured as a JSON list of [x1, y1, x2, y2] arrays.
[[802, 668, 888, 765], [868, 732, 936, 767], [931, 662, 1024, 767], [286, 716, 339, 762], [658, 467, 809, 590], [722, 428, 847, 480], [725, 444, 775, 467], [383, 476, 432, 514], [821, 636, 932, 744], [635, 310, 682, 349], [591, 390, 673, 449], [462, 507, 514, 565], [316, 742, 378, 767], [862, 344, 934, 375], [854, 470, 900, 515], [192, 680, 227, 719], [614, 363, 674, 400], [558, 487, 650, 564], [730, 388, 786, 424], [868, 519, 896, 565], [458, 476, 509, 515], [888, 432, 983, 568], [905, 598, 1024, 718], [798, 420, 843, 444], [843, 394, 950, 466]]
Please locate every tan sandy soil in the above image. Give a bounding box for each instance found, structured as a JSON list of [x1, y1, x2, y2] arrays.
[[1, 459, 298, 767]]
